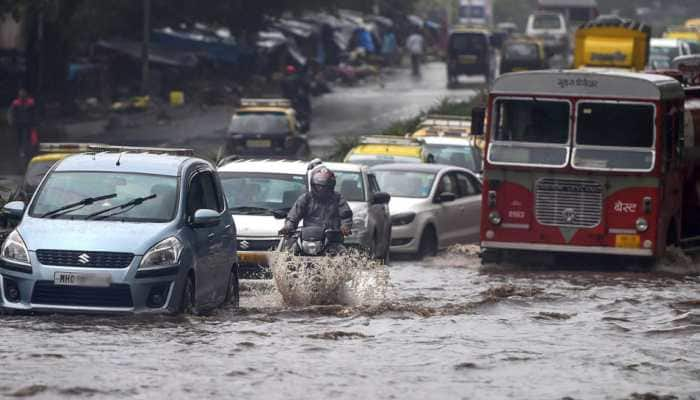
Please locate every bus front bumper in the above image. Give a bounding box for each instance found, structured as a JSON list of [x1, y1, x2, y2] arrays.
[[481, 241, 654, 257]]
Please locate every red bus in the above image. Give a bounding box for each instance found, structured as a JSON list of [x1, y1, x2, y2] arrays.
[[472, 69, 700, 262]]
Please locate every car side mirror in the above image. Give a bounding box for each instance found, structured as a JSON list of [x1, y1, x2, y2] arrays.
[[471, 106, 486, 136], [372, 192, 391, 205], [435, 192, 456, 203], [191, 209, 221, 228], [2, 201, 26, 220]]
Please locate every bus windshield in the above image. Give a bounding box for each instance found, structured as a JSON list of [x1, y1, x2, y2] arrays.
[[573, 102, 655, 171], [488, 98, 570, 167]]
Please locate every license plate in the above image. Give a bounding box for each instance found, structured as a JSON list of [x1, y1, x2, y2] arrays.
[[246, 139, 271, 148], [615, 234, 640, 249], [239, 252, 269, 265], [512, 67, 528, 72], [458, 55, 477, 64], [54, 272, 111, 287]]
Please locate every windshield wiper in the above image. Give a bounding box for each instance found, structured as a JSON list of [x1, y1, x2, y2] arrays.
[[229, 206, 273, 215], [41, 193, 117, 219], [85, 194, 157, 221]]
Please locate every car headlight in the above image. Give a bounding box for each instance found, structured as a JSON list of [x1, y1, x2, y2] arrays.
[[1, 230, 30, 265], [140, 237, 184, 270], [635, 217, 649, 233], [301, 241, 322, 255], [391, 212, 416, 226], [353, 209, 368, 231]]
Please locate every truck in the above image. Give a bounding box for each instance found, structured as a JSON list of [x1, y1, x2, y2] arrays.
[[573, 16, 651, 71], [471, 67, 700, 263], [458, 0, 493, 28]]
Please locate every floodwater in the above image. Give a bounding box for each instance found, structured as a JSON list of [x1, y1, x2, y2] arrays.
[[1, 248, 699, 400]]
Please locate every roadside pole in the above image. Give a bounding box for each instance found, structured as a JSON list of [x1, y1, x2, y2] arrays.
[[141, 0, 151, 95]]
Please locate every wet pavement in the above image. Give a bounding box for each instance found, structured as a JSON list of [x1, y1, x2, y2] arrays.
[[1, 249, 699, 399]]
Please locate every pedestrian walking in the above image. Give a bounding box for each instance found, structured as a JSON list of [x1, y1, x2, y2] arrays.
[[406, 30, 425, 77], [8, 88, 37, 159]]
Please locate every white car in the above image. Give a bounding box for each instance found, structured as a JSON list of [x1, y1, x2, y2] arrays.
[[417, 136, 483, 177], [526, 12, 568, 56], [649, 38, 692, 69], [218, 159, 311, 277], [323, 162, 392, 263], [371, 163, 482, 259]]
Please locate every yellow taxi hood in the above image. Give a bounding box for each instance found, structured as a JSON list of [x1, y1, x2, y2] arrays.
[[30, 153, 73, 164]]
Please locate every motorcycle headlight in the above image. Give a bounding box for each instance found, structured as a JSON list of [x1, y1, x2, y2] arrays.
[[301, 241, 322, 255], [140, 237, 184, 270], [1, 230, 30, 265]]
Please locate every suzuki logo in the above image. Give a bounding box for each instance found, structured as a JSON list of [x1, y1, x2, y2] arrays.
[[239, 241, 250, 250], [562, 208, 576, 223], [78, 253, 91, 264]]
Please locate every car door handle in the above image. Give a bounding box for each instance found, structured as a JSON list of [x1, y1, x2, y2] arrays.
[[208, 233, 216, 241]]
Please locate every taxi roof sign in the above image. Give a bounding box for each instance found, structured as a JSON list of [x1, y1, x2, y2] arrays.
[[240, 98, 292, 108], [420, 114, 472, 129]]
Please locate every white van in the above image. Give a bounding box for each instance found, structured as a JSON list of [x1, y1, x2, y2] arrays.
[[526, 12, 569, 56]]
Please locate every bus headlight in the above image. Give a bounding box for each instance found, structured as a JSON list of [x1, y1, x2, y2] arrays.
[[489, 211, 502, 225], [635, 218, 649, 233]]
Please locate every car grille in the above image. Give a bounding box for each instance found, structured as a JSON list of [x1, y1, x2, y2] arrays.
[[535, 178, 603, 228], [31, 281, 133, 308], [238, 239, 279, 252], [36, 250, 134, 268]]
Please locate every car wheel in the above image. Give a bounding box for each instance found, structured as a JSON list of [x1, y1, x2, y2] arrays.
[[180, 274, 196, 315], [225, 264, 240, 309], [418, 227, 438, 260]]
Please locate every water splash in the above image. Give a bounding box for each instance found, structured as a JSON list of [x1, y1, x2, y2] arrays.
[[655, 246, 700, 275], [268, 249, 390, 307]]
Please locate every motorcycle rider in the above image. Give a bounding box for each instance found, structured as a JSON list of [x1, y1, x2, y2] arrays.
[[280, 64, 312, 131], [278, 166, 353, 252]]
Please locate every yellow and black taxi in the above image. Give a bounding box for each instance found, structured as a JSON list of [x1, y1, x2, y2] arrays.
[[225, 99, 310, 160], [410, 115, 485, 151], [500, 38, 547, 75], [344, 136, 424, 167]]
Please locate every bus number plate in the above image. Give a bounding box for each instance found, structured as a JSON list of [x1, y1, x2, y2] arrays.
[[615, 234, 640, 249]]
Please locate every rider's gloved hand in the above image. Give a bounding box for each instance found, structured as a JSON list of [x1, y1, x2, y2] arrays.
[[278, 227, 289, 237], [341, 225, 351, 236]]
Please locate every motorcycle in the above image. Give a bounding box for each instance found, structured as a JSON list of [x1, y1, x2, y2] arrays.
[[272, 226, 349, 306], [277, 226, 345, 256]]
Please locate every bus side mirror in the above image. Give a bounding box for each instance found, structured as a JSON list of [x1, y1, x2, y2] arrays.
[[471, 107, 486, 136]]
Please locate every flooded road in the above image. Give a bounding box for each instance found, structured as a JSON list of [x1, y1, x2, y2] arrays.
[[1, 250, 699, 400]]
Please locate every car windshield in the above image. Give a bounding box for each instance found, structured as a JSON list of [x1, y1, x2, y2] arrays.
[[489, 98, 570, 167], [220, 172, 306, 215], [373, 170, 435, 199], [450, 33, 486, 54], [423, 144, 480, 172], [335, 171, 365, 202], [30, 172, 178, 222], [346, 154, 422, 167], [651, 45, 681, 60], [23, 159, 58, 195], [573, 102, 655, 171], [229, 112, 290, 134], [504, 43, 539, 60], [532, 14, 562, 30]]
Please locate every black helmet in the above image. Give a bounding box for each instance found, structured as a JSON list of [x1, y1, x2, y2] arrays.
[[310, 167, 336, 197]]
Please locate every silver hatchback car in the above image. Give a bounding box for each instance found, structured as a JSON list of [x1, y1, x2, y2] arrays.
[[0, 147, 238, 314]]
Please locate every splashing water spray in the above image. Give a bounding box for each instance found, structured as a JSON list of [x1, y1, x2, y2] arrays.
[[269, 248, 390, 307]]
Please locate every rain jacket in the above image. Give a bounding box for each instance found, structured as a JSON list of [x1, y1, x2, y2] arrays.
[[9, 97, 36, 127], [284, 191, 353, 231]]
